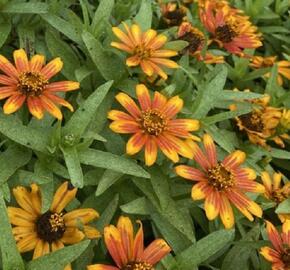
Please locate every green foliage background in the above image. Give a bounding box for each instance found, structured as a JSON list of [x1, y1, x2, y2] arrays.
[[0, 0, 289, 269]]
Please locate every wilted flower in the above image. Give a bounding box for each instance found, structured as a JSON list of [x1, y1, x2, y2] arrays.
[[160, 2, 188, 26]]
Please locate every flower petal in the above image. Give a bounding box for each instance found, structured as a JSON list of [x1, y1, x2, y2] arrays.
[[45, 81, 80, 92], [117, 216, 134, 261], [27, 96, 44, 119], [148, 34, 167, 50], [84, 225, 101, 239], [61, 228, 85, 244], [87, 265, 119, 270], [17, 232, 38, 253], [168, 119, 200, 131], [144, 138, 158, 166], [222, 150, 246, 170], [111, 42, 133, 53], [30, 54, 45, 72], [64, 208, 99, 227], [219, 195, 234, 229], [175, 165, 207, 181], [265, 221, 283, 252], [126, 132, 147, 155], [142, 29, 157, 46], [151, 50, 178, 57], [3, 94, 26, 114], [126, 55, 141, 67], [108, 110, 134, 121], [0, 74, 18, 85], [131, 24, 142, 44], [39, 95, 63, 120], [162, 96, 183, 119], [43, 93, 74, 112], [155, 135, 179, 163], [112, 26, 133, 47], [109, 120, 140, 134], [33, 239, 45, 259], [191, 182, 210, 200], [133, 220, 144, 261], [13, 49, 29, 72], [150, 58, 179, 68], [152, 91, 167, 110], [186, 139, 211, 170], [260, 247, 281, 263], [115, 92, 141, 118], [50, 181, 77, 213], [0, 54, 19, 78], [140, 60, 154, 77], [0, 87, 17, 100], [136, 84, 151, 111], [41, 57, 63, 80], [204, 190, 220, 220], [203, 134, 217, 166]]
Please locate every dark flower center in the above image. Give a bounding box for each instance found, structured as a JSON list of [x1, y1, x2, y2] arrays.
[[36, 211, 65, 243], [207, 162, 234, 190], [281, 248, 290, 268], [239, 112, 264, 132], [122, 261, 154, 270], [164, 9, 186, 26], [17, 71, 48, 96], [140, 109, 167, 136], [134, 45, 152, 59], [179, 31, 204, 54], [215, 24, 237, 43], [271, 190, 289, 204]]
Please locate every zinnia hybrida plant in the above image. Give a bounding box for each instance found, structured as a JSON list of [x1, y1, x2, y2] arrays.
[[0, 49, 79, 119], [108, 84, 200, 166], [175, 134, 265, 229]]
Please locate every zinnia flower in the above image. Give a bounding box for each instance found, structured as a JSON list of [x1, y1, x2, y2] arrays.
[[0, 49, 79, 119], [199, 0, 262, 55], [177, 22, 224, 64], [8, 182, 100, 270], [87, 216, 171, 270], [250, 56, 290, 86], [175, 134, 265, 229], [230, 95, 289, 148], [261, 171, 290, 223], [108, 84, 200, 166], [260, 221, 290, 270], [111, 23, 179, 80], [160, 2, 188, 26]]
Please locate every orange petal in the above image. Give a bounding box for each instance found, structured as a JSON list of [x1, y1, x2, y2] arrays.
[[155, 135, 179, 163], [151, 50, 178, 58], [30, 54, 45, 72], [191, 182, 209, 200], [108, 110, 134, 121], [0, 86, 17, 100], [148, 34, 167, 50], [260, 247, 281, 263], [147, 60, 168, 79], [168, 119, 200, 131], [265, 221, 283, 252], [61, 228, 85, 244], [27, 96, 44, 119], [186, 139, 211, 170], [109, 120, 140, 134], [152, 91, 167, 110], [203, 134, 217, 166], [13, 49, 29, 72], [112, 26, 133, 47], [111, 42, 133, 53], [136, 84, 151, 111], [142, 29, 157, 46], [175, 165, 207, 181], [0, 54, 19, 78], [117, 216, 134, 261], [0, 74, 18, 85], [45, 81, 80, 92], [126, 55, 141, 67], [115, 92, 140, 118], [3, 94, 26, 114], [219, 195, 234, 229], [162, 95, 183, 119], [131, 24, 142, 44], [84, 225, 101, 239], [150, 58, 179, 69], [41, 57, 63, 80], [133, 220, 144, 260], [222, 150, 246, 170], [144, 138, 158, 166], [126, 132, 147, 155], [39, 95, 63, 120], [204, 191, 220, 220], [64, 208, 99, 227], [43, 93, 74, 112], [140, 60, 154, 77], [87, 265, 119, 270], [141, 239, 171, 265]]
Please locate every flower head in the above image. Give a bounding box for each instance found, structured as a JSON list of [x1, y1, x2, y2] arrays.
[[177, 22, 224, 64], [111, 23, 179, 80], [260, 221, 290, 270], [175, 134, 264, 229], [250, 56, 290, 86], [280, 109, 290, 130], [108, 84, 200, 166], [0, 49, 79, 120], [87, 216, 171, 270], [8, 182, 100, 269], [199, 0, 262, 55], [160, 1, 188, 26], [230, 95, 289, 148], [261, 171, 290, 223]]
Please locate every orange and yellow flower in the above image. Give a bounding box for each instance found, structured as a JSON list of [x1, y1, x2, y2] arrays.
[[261, 171, 290, 223], [8, 181, 100, 270], [160, 2, 188, 26], [111, 23, 179, 80], [175, 134, 265, 229], [199, 0, 262, 55], [250, 56, 290, 86], [0, 49, 79, 120], [87, 216, 171, 270], [108, 84, 200, 166], [177, 22, 224, 64], [260, 221, 290, 270], [230, 94, 289, 148]]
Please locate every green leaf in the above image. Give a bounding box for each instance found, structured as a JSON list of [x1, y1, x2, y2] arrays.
[[45, 30, 80, 80], [0, 145, 31, 185], [0, 23, 11, 48], [41, 14, 82, 44], [276, 198, 290, 214], [265, 64, 279, 98], [95, 170, 123, 196], [0, 2, 48, 13], [63, 81, 113, 142], [26, 240, 90, 270], [82, 31, 126, 81], [134, 0, 152, 30], [61, 146, 83, 188], [163, 40, 189, 51], [78, 148, 150, 178], [91, 0, 115, 30], [176, 229, 235, 269], [120, 197, 149, 215], [0, 193, 25, 270], [0, 112, 50, 154], [220, 90, 264, 100], [192, 65, 228, 118], [270, 148, 290, 159]]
